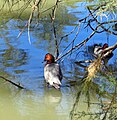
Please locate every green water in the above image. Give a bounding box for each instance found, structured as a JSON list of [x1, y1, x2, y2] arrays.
[[0, 85, 72, 120]]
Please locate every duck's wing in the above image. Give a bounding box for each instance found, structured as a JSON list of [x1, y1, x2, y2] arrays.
[[44, 63, 62, 85], [52, 63, 63, 81]]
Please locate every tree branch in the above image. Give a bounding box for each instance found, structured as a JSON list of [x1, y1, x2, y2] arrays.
[[0, 76, 25, 89]]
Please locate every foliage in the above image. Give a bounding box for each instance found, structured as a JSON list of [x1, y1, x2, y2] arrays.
[[93, 0, 117, 21], [96, 0, 117, 11]]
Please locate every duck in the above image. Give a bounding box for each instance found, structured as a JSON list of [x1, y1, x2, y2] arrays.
[[94, 44, 103, 57], [44, 53, 63, 89], [94, 43, 113, 64]]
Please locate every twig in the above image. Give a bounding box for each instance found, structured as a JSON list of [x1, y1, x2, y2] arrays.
[[87, 7, 117, 36], [28, 0, 42, 44], [17, 22, 28, 39], [101, 93, 116, 120], [70, 90, 82, 120], [56, 30, 96, 61], [59, 25, 79, 46], [0, 76, 25, 89], [50, 0, 61, 59], [75, 59, 93, 69], [17, 0, 42, 44]]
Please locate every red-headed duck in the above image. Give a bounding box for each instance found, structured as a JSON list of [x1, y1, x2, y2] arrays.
[[44, 53, 63, 89], [94, 43, 113, 64]]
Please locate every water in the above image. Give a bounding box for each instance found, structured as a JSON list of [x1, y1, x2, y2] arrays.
[[0, 0, 117, 120], [0, 86, 74, 120]]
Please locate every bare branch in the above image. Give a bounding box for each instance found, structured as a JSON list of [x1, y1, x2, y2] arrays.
[[50, 0, 62, 59], [56, 30, 96, 61], [0, 76, 25, 89], [87, 7, 117, 35]]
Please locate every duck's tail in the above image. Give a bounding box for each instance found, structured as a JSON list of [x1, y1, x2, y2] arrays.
[[53, 83, 61, 89]]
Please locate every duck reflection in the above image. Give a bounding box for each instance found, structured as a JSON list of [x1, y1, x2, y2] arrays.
[[44, 88, 62, 107], [9, 88, 63, 120]]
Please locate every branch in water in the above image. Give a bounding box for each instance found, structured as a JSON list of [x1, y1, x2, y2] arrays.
[[0, 76, 25, 89]]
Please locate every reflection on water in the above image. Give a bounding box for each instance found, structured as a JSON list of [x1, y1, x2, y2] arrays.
[[0, 84, 75, 120], [0, 0, 117, 120], [0, 48, 27, 68]]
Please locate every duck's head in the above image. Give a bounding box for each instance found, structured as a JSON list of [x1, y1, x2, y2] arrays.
[[94, 44, 101, 49], [94, 44, 99, 47], [102, 43, 108, 50], [44, 53, 55, 64]]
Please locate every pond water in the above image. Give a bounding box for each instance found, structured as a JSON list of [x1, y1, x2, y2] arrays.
[[0, 0, 117, 120]]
